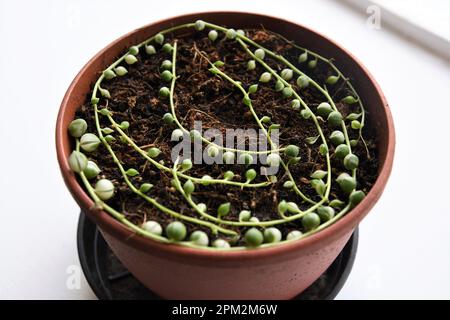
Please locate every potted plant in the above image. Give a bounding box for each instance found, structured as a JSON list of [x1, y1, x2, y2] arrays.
[[56, 12, 394, 299]]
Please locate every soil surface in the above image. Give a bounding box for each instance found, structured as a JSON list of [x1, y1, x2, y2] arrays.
[[76, 28, 378, 244]]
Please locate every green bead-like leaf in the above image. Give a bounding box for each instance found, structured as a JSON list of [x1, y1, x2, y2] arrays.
[[68, 151, 88, 173], [114, 66, 128, 76], [162, 113, 174, 124], [248, 84, 258, 94], [287, 230, 303, 240], [99, 108, 111, 116], [298, 51, 308, 63], [147, 147, 161, 158], [285, 145, 299, 157], [213, 239, 230, 248], [145, 44, 156, 55], [308, 59, 317, 69], [319, 144, 328, 156], [335, 144, 350, 159], [208, 30, 218, 41], [207, 145, 219, 158], [181, 158, 193, 171], [68, 119, 87, 138], [128, 45, 139, 55], [103, 69, 116, 80], [245, 228, 263, 247], [165, 221, 186, 241], [283, 181, 295, 189], [247, 60, 256, 71], [189, 129, 202, 142], [329, 130, 345, 146], [139, 183, 153, 193], [142, 221, 162, 235], [226, 28, 236, 39], [349, 190, 366, 206], [317, 102, 333, 117], [161, 70, 173, 82], [171, 129, 184, 141], [159, 87, 170, 98], [162, 43, 173, 53], [317, 206, 335, 222], [83, 161, 101, 179], [104, 135, 115, 143], [242, 95, 251, 107], [194, 20, 206, 31], [80, 133, 100, 152], [346, 113, 362, 121], [344, 154, 359, 170], [291, 99, 301, 110], [161, 60, 172, 70], [280, 68, 293, 81], [223, 151, 235, 165], [327, 111, 343, 127], [124, 54, 138, 65], [99, 88, 110, 98], [302, 212, 320, 230], [254, 48, 265, 60], [305, 135, 320, 145], [223, 170, 234, 180], [200, 175, 213, 186], [351, 120, 362, 129], [126, 168, 139, 177], [217, 202, 231, 218], [94, 179, 115, 200], [259, 72, 271, 83], [329, 199, 345, 209], [239, 210, 252, 222], [260, 116, 271, 123], [91, 97, 100, 105], [311, 179, 326, 197], [213, 60, 225, 67], [282, 87, 293, 98], [183, 179, 195, 195], [336, 173, 356, 193], [296, 75, 309, 89], [119, 121, 129, 130], [274, 80, 285, 92], [278, 200, 288, 215], [342, 96, 358, 104], [300, 109, 312, 119], [245, 169, 257, 182], [326, 75, 339, 84], [190, 230, 209, 247], [154, 33, 164, 45], [238, 153, 253, 166], [101, 127, 114, 135], [264, 228, 282, 243], [287, 202, 301, 213], [310, 170, 327, 179]]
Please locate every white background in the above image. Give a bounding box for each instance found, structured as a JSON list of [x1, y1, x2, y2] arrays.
[[0, 0, 449, 299]]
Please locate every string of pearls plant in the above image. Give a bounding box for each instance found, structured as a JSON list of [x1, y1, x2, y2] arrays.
[[68, 21, 368, 250]]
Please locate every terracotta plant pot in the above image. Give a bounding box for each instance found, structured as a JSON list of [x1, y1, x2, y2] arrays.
[[56, 12, 395, 299]]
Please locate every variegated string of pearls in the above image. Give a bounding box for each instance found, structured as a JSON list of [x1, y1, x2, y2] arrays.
[[67, 20, 367, 250]]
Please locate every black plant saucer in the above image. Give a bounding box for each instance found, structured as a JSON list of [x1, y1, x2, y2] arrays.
[[77, 211, 358, 300]]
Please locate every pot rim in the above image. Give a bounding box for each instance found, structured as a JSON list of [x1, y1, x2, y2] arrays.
[[56, 11, 395, 261]]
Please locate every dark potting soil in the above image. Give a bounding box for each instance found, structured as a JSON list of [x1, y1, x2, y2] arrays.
[[75, 28, 378, 245]]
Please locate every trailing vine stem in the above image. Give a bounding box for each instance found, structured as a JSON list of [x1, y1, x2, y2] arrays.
[[273, 33, 370, 159], [93, 105, 238, 236], [235, 38, 332, 201], [202, 54, 317, 205], [66, 20, 368, 249]]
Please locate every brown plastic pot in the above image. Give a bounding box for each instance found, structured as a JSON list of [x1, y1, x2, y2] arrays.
[[56, 12, 395, 300]]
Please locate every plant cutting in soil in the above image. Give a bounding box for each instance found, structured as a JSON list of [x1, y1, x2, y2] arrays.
[[68, 20, 378, 250]]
